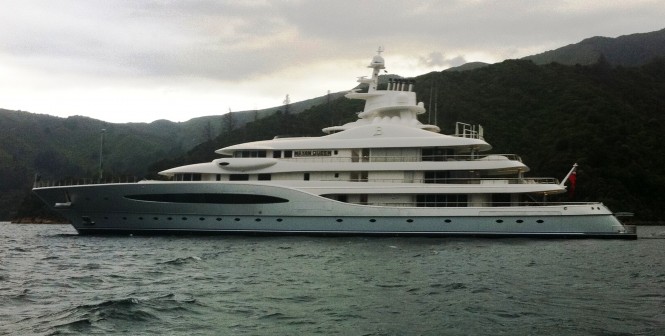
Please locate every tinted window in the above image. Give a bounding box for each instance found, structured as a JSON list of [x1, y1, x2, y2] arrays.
[[126, 193, 289, 204]]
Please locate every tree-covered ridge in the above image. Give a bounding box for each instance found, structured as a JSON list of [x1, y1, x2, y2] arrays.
[[419, 58, 665, 219], [524, 28, 665, 66], [147, 94, 363, 176]]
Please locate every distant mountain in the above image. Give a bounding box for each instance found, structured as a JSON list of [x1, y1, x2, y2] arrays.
[[524, 28, 665, 66], [444, 62, 490, 72]]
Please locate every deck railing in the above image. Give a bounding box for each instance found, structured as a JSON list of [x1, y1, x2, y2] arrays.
[[337, 201, 602, 208], [34, 176, 560, 188], [333, 177, 560, 185], [287, 153, 522, 163], [33, 176, 141, 188]]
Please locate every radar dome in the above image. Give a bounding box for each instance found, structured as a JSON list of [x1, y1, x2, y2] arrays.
[[370, 55, 385, 68]]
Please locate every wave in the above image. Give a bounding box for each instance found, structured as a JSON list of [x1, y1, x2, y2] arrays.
[[641, 230, 665, 239], [6, 294, 200, 335], [157, 256, 202, 265]]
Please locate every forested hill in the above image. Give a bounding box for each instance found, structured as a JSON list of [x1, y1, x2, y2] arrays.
[[524, 28, 665, 66], [421, 58, 665, 220], [150, 57, 665, 221], [1, 91, 345, 220], [447, 28, 665, 71]]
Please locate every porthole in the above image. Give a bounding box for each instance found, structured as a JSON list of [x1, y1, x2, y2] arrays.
[[370, 219, 376, 223], [235, 218, 240, 221], [139, 217, 144, 220], [516, 220, 524, 223], [277, 218, 283, 222], [216, 218, 222, 221], [153, 217, 158, 220], [122, 217, 127, 220], [536, 220, 544, 223], [199, 217, 205, 221], [104, 216, 109, 220], [255, 218, 261, 222], [167, 217, 173, 221], [496, 219, 503, 223], [336, 219, 343, 222], [182, 217, 188, 220], [407, 219, 414, 223], [444, 219, 451, 223]]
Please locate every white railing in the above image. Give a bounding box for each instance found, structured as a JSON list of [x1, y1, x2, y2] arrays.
[[340, 201, 601, 208], [286, 153, 521, 163], [34, 176, 560, 188], [326, 177, 560, 185], [454, 122, 484, 140], [33, 176, 141, 188]]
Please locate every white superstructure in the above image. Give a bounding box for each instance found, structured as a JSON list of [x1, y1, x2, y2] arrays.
[[33, 50, 636, 238]]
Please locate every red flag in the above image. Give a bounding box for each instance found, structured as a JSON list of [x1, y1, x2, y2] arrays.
[[568, 171, 577, 197]]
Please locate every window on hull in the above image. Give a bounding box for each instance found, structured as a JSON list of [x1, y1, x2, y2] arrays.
[[422, 148, 455, 161], [416, 194, 468, 207], [492, 193, 512, 207], [125, 193, 289, 204], [233, 150, 267, 158], [174, 173, 202, 181], [424, 171, 450, 184]]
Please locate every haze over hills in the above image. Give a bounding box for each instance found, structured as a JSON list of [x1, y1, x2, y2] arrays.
[[3, 28, 665, 221], [524, 28, 665, 66], [445, 28, 665, 71]]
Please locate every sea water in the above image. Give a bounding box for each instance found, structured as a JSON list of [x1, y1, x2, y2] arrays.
[[1, 223, 664, 335]]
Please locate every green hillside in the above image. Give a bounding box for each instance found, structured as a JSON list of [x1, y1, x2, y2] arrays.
[[0, 92, 347, 220], [524, 28, 665, 66], [418, 58, 665, 219], [0, 111, 214, 219]]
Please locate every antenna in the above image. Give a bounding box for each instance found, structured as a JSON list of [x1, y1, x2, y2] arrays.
[[283, 94, 291, 115], [428, 85, 433, 124], [434, 83, 438, 126]]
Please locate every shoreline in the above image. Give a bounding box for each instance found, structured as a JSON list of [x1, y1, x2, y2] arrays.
[[9, 217, 70, 224]]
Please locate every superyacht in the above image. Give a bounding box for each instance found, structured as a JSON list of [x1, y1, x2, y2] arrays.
[[33, 50, 636, 238]]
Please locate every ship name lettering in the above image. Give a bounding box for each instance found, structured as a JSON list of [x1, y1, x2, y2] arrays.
[[294, 150, 332, 157]]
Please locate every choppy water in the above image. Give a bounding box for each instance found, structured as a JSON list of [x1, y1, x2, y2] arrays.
[[1, 223, 664, 335]]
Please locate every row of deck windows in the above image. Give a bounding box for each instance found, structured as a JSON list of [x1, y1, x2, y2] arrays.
[[174, 173, 202, 181], [174, 171, 512, 183], [227, 174, 272, 181], [234, 150, 267, 158], [416, 194, 468, 207], [231, 148, 460, 160]]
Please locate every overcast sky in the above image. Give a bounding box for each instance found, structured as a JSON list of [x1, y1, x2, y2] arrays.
[[1, 0, 663, 123]]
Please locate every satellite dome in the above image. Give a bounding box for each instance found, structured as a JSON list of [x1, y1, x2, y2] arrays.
[[371, 54, 384, 65]]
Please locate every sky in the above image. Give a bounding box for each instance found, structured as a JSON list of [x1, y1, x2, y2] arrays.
[[1, 1, 663, 123]]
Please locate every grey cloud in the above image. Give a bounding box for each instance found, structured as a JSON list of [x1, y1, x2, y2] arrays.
[[1, 0, 664, 83], [417, 52, 468, 69], [419, 52, 446, 67]]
